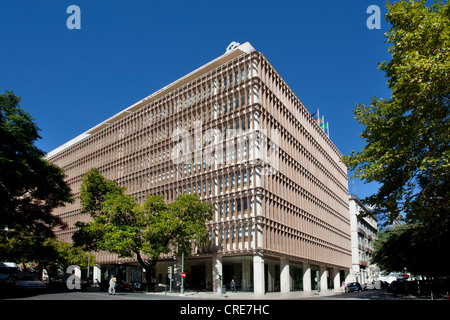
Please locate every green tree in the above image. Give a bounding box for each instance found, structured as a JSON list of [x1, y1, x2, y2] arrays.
[[74, 168, 213, 290], [167, 193, 215, 256], [372, 223, 449, 277], [342, 1, 450, 231], [50, 240, 95, 271], [0, 91, 74, 263], [73, 168, 124, 252]]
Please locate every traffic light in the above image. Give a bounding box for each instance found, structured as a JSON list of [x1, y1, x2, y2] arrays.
[[168, 266, 172, 274]]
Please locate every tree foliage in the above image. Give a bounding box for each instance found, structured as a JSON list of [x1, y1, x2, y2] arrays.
[[0, 91, 74, 264], [342, 0, 450, 231], [74, 168, 213, 289], [372, 223, 450, 276]]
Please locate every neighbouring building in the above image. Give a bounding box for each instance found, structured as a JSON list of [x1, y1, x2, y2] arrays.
[[47, 42, 352, 294], [348, 194, 379, 286]]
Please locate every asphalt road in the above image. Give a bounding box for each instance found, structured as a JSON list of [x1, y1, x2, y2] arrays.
[[0, 287, 441, 300], [2, 288, 446, 319]]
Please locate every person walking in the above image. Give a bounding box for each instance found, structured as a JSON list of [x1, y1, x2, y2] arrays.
[[231, 279, 236, 293], [108, 275, 117, 295]]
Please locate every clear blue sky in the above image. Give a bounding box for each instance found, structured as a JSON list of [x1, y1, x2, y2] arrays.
[[0, 0, 391, 200]]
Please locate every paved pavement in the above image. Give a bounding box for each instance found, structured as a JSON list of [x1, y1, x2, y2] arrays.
[[147, 288, 344, 300]]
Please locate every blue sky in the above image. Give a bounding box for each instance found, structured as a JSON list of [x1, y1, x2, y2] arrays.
[[0, 0, 391, 200]]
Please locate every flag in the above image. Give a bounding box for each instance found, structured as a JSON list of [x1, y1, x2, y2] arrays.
[[313, 109, 329, 137], [320, 116, 325, 130]]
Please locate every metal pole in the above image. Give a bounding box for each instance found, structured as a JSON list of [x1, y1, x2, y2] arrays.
[[87, 251, 91, 284], [180, 250, 185, 295]]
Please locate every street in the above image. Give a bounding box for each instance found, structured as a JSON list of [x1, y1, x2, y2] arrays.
[[2, 288, 446, 319], [1, 287, 442, 300]]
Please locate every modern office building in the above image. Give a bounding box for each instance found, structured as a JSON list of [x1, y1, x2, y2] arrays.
[[348, 194, 379, 285], [47, 42, 352, 294]]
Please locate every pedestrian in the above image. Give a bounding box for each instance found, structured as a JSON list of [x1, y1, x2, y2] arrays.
[[108, 275, 116, 295], [231, 279, 236, 293]]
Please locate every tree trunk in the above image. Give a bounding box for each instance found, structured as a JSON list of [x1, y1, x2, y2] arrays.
[[136, 251, 159, 292]]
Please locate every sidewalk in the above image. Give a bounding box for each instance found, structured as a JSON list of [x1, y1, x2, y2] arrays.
[[146, 289, 344, 300]]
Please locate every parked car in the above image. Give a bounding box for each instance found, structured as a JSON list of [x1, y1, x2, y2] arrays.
[[49, 273, 87, 290], [9, 272, 46, 291], [387, 280, 407, 293], [366, 282, 376, 290], [116, 279, 133, 292], [346, 282, 363, 293], [0, 262, 20, 284]]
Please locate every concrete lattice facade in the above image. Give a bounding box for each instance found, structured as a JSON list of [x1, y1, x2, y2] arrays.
[[48, 42, 351, 294]]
